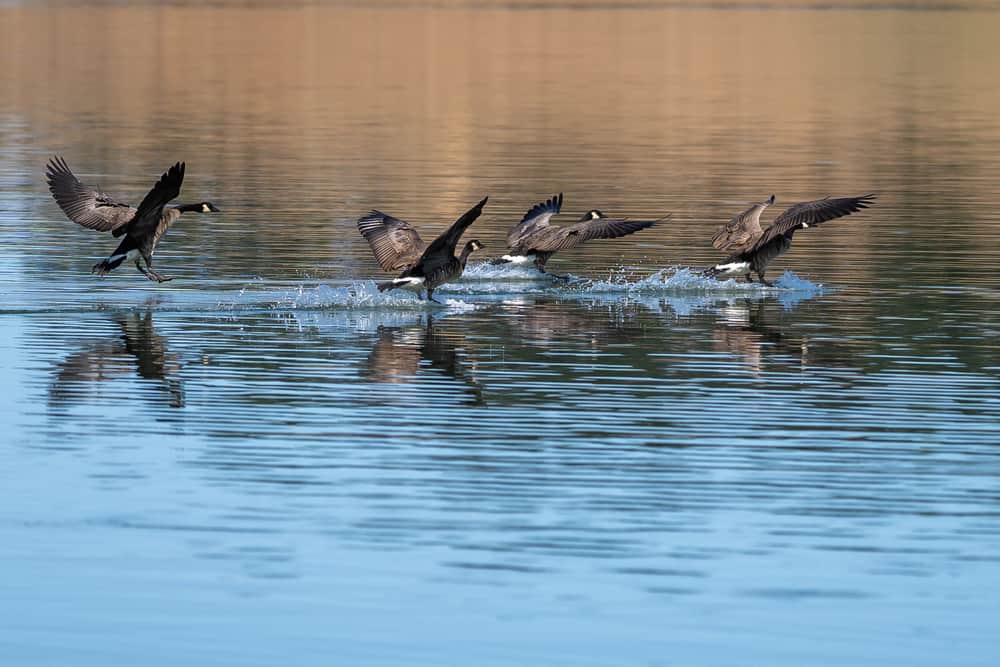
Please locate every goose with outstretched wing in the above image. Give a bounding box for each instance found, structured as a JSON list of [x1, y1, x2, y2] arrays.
[[497, 193, 666, 279], [46, 156, 220, 282], [707, 194, 876, 286], [357, 196, 488, 303]]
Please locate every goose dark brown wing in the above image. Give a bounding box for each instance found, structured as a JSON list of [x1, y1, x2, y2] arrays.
[[418, 196, 489, 275], [46, 156, 137, 233], [124, 162, 185, 239], [357, 210, 427, 273], [751, 194, 876, 251], [507, 193, 563, 249], [527, 214, 664, 252], [712, 196, 774, 253]]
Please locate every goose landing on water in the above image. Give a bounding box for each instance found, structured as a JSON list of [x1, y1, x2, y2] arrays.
[[495, 193, 667, 280], [356, 196, 488, 304], [706, 193, 876, 286], [46, 157, 220, 283]]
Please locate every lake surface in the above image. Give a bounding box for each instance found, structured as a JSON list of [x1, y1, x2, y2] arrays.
[[2, 1, 999, 665]]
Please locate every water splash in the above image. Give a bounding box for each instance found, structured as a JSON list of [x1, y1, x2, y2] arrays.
[[433, 260, 573, 295], [2, 268, 826, 316], [772, 270, 824, 292], [269, 281, 478, 311], [461, 261, 556, 282], [581, 267, 824, 295], [552, 267, 827, 315]]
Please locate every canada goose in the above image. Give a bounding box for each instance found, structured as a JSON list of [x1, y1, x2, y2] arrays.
[[497, 193, 665, 279], [46, 156, 220, 282], [707, 193, 876, 286], [357, 196, 488, 303]]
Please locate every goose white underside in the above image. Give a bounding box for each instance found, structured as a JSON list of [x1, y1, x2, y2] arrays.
[[391, 277, 426, 292], [712, 261, 752, 277], [501, 255, 530, 265], [108, 249, 141, 264]]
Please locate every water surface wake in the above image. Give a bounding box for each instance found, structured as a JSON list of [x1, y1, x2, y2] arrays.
[[0, 269, 826, 315], [267, 281, 480, 312], [581, 267, 824, 295]]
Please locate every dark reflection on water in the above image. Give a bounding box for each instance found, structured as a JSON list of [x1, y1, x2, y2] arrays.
[[361, 313, 486, 406], [3, 1, 1000, 666], [50, 308, 186, 409]]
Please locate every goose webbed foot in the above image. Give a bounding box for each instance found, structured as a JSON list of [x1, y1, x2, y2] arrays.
[[137, 261, 172, 283], [745, 274, 754, 284], [136, 262, 156, 282], [758, 274, 775, 287], [426, 289, 444, 305]]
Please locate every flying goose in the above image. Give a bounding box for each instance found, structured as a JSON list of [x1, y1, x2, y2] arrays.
[[707, 193, 876, 286], [357, 196, 488, 303], [496, 193, 666, 278], [46, 156, 220, 282]]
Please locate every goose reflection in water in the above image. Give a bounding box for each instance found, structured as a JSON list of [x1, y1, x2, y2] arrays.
[[498, 297, 649, 352], [50, 309, 185, 408], [361, 314, 485, 406], [711, 298, 809, 374], [618, 286, 837, 374], [708, 296, 861, 375]]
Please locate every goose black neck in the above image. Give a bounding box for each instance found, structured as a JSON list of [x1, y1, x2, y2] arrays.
[[459, 244, 476, 265], [175, 203, 203, 213]]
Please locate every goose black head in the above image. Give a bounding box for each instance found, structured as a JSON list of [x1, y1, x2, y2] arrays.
[[766, 195, 776, 205], [178, 202, 221, 214], [466, 239, 485, 252], [578, 209, 605, 222]]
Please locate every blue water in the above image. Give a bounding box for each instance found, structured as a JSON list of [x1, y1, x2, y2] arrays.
[[2, 1, 1000, 665]]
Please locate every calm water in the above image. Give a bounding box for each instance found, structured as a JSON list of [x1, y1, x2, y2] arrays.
[[2, 1, 1000, 665]]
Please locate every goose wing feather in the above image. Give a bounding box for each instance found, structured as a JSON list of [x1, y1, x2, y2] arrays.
[[417, 196, 489, 276], [145, 208, 183, 258], [46, 156, 137, 233], [712, 198, 773, 253], [526, 214, 664, 252], [357, 210, 427, 273], [751, 194, 876, 251], [125, 162, 185, 242], [507, 193, 563, 249]]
